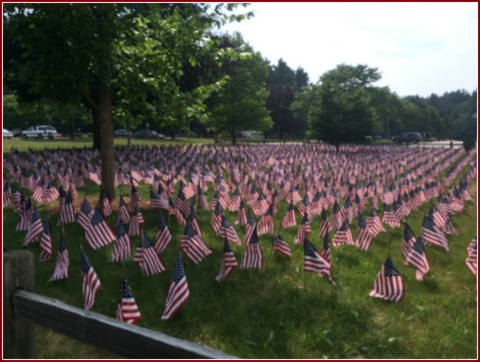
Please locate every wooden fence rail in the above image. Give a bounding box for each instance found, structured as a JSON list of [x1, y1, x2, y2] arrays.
[[4, 250, 238, 359]]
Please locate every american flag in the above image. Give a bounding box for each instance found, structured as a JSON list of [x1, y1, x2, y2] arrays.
[[23, 205, 43, 246], [80, 247, 102, 310], [180, 221, 212, 264], [69, 182, 78, 201], [382, 203, 400, 228], [298, 193, 313, 219], [257, 205, 274, 236], [382, 187, 395, 204], [128, 207, 144, 236], [366, 208, 386, 236], [422, 215, 449, 251], [118, 196, 131, 224], [85, 208, 116, 250], [228, 189, 241, 212], [465, 237, 477, 276], [161, 253, 190, 320], [78, 198, 94, 231], [168, 197, 186, 226], [16, 197, 33, 231], [39, 219, 53, 262], [210, 202, 223, 237], [221, 214, 241, 245], [116, 276, 142, 324], [304, 238, 331, 277], [209, 191, 221, 211], [246, 185, 259, 206], [188, 206, 202, 237], [442, 213, 458, 235], [57, 192, 76, 226], [369, 256, 405, 302], [272, 233, 291, 258], [49, 230, 70, 281], [32, 179, 46, 203], [319, 209, 332, 239], [197, 185, 209, 210], [281, 201, 297, 229], [356, 213, 374, 252], [319, 233, 336, 286], [401, 223, 417, 264], [331, 201, 343, 230], [3, 179, 11, 208], [340, 196, 354, 224], [429, 205, 446, 229], [42, 183, 60, 203], [244, 208, 256, 245], [252, 194, 269, 216], [215, 239, 238, 282], [101, 189, 112, 217], [135, 233, 166, 276], [150, 189, 168, 210], [12, 185, 23, 213], [331, 221, 355, 247], [405, 236, 430, 282], [175, 188, 191, 216], [129, 184, 141, 211], [294, 212, 311, 245], [89, 170, 102, 186], [234, 200, 247, 226], [286, 185, 302, 204], [110, 221, 131, 262], [241, 225, 263, 269], [155, 212, 172, 254], [130, 166, 143, 182]]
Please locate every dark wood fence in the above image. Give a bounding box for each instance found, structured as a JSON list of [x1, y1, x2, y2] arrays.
[[3, 250, 238, 359]]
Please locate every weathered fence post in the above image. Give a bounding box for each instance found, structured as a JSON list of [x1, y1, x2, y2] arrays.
[[3, 250, 36, 358]]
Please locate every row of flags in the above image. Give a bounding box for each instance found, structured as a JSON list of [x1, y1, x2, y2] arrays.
[[3, 143, 477, 321]]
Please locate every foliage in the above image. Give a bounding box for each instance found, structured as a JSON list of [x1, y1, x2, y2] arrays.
[[206, 33, 272, 144], [266, 60, 311, 139], [3, 3, 252, 199], [309, 64, 381, 147]]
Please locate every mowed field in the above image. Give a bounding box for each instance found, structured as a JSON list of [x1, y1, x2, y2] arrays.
[[2, 140, 477, 359]]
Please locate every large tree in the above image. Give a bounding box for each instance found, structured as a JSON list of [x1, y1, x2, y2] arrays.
[[3, 3, 251, 199], [311, 64, 381, 149], [206, 33, 272, 145]]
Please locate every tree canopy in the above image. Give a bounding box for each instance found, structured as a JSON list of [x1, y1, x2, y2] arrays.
[[206, 33, 272, 144], [3, 3, 252, 199]]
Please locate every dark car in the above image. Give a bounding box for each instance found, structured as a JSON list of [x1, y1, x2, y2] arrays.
[[114, 129, 132, 137], [133, 130, 165, 139], [391, 132, 422, 143]]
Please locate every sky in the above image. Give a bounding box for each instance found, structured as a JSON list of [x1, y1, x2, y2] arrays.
[[219, 2, 478, 97]]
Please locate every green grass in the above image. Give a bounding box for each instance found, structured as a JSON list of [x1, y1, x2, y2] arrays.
[[2, 146, 477, 359], [2, 136, 215, 153]]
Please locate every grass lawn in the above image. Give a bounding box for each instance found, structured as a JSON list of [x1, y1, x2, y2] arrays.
[[2, 142, 477, 359]]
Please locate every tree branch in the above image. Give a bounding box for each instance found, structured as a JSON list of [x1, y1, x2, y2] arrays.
[[83, 92, 99, 111]]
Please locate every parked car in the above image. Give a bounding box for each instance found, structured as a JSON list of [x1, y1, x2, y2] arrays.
[[423, 132, 435, 142], [114, 129, 132, 137], [12, 128, 22, 137], [391, 132, 422, 143], [21, 125, 57, 139], [3, 129, 13, 139], [133, 130, 165, 139]]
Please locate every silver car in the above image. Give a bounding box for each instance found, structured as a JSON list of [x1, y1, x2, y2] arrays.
[[3, 129, 13, 139]]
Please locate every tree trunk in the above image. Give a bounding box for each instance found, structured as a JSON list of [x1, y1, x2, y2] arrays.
[[69, 112, 75, 140], [231, 124, 236, 145], [97, 79, 115, 201]]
